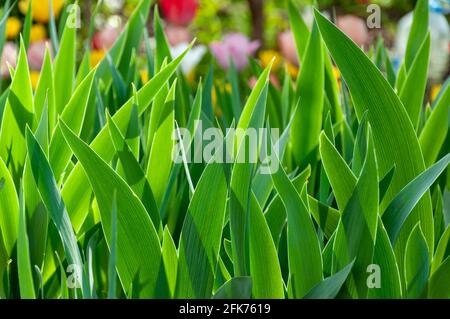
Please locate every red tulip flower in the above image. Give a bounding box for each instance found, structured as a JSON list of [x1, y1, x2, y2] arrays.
[[160, 0, 198, 26]]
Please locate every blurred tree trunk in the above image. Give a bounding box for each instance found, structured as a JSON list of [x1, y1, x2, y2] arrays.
[[83, 0, 92, 30], [248, 0, 264, 46]]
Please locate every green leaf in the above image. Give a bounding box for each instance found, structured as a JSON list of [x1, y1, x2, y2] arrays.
[[175, 161, 228, 298], [0, 0, 14, 55], [291, 23, 324, 168], [0, 157, 18, 256], [428, 256, 450, 298], [287, 0, 309, 62], [307, 196, 340, 239], [160, 83, 202, 219], [322, 233, 335, 277], [383, 154, 450, 245], [315, 9, 434, 270], [399, 34, 430, 127], [53, 16, 76, 114], [153, 7, 172, 72], [55, 251, 68, 299], [25, 127, 88, 298], [248, 194, 284, 299], [213, 277, 252, 299], [368, 219, 402, 298], [107, 193, 117, 299], [117, 0, 152, 76], [228, 60, 241, 119], [48, 0, 59, 52], [35, 98, 49, 156], [142, 15, 155, 78], [106, 53, 127, 106], [85, 230, 99, 298], [352, 112, 369, 176], [106, 109, 161, 232], [34, 48, 56, 131], [0, 38, 34, 182], [419, 82, 450, 167], [60, 45, 191, 233], [264, 197, 286, 249], [22, 0, 32, 50], [230, 65, 271, 277], [58, 119, 165, 298], [304, 260, 354, 299], [404, 224, 429, 298], [431, 225, 450, 274], [162, 227, 178, 297], [253, 114, 294, 209], [49, 69, 96, 180], [271, 154, 323, 298], [379, 165, 396, 204], [319, 132, 357, 211], [235, 62, 272, 150], [323, 47, 343, 124], [146, 81, 176, 207], [403, 0, 429, 72], [332, 129, 378, 298]]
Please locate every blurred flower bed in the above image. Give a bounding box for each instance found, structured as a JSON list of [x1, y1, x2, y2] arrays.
[[1, 0, 449, 99]]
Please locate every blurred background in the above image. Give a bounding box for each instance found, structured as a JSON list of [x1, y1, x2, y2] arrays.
[[1, 0, 449, 99]]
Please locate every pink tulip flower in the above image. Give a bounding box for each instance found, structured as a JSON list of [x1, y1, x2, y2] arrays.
[[249, 74, 280, 89], [166, 25, 192, 46], [27, 41, 51, 70], [92, 27, 119, 51], [1, 42, 18, 78], [336, 15, 369, 48], [210, 33, 260, 71], [278, 30, 299, 66]]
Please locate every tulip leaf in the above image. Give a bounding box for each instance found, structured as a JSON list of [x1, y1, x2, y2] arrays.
[[428, 256, 450, 298], [368, 219, 402, 298], [248, 194, 285, 299], [49, 69, 96, 180], [271, 153, 323, 298], [175, 161, 228, 298], [315, 9, 434, 270], [291, 23, 324, 168], [383, 154, 450, 245], [404, 224, 429, 298], [304, 260, 355, 299], [25, 127, 89, 298], [60, 45, 191, 233], [0, 157, 18, 256], [399, 34, 430, 127], [332, 129, 378, 298], [419, 82, 450, 167], [213, 277, 252, 299], [53, 17, 76, 114], [17, 183, 35, 299], [58, 119, 165, 298]]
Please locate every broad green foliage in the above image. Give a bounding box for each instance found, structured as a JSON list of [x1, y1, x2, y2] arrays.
[[315, 8, 434, 276], [0, 0, 448, 300]]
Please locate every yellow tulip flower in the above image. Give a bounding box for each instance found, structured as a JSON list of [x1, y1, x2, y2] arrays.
[[6, 17, 22, 39], [30, 24, 48, 43], [30, 71, 41, 90], [286, 62, 299, 79], [431, 84, 442, 103], [19, 0, 65, 24], [90, 50, 105, 68], [259, 50, 282, 71], [140, 69, 149, 84]]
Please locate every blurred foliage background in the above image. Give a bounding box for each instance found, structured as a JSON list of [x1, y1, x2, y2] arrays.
[[0, 0, 448, 92]]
